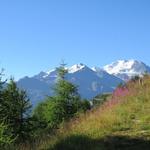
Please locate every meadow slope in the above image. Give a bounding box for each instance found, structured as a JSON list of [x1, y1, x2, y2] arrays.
[[21, 75, 150, 150]]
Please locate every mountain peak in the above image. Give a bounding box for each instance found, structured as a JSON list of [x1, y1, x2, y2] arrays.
[[68, 63, 87, 73], [103, 59, 150, 80]]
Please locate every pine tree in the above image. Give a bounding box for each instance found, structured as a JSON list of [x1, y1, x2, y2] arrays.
[[33, 63, 91, 130], [54, 63, 80, 119], [0, 71, 15, 147], [33, 63, 81, 129], [2, 79, 32, 141], [0, 69, 7, 122]]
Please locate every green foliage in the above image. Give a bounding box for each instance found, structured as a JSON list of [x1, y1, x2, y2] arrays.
[[0, 79, 32, 142], [33, 63, 91, 131], [76, 99, 91, 113], [56, 62, 68, 80], [33, 97, 64, 130], [92, 93, 111, 107], [0, 123, 14, 148], [0, 66, 91, 148]]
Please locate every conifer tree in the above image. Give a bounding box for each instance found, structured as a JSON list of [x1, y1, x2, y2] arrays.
[[0, 71, 15, 147], [33, 63, 81, 129], [0, 70, 7, 121], [2, 79, 31, 141], [54, 62, 80, 119], [33, 63, 91, 130]]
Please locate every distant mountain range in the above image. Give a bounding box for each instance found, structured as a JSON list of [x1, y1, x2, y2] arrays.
[[17, 60, 150, 106]]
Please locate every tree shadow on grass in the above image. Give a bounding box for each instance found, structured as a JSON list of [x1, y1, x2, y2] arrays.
[[48, 135, 150, 150]]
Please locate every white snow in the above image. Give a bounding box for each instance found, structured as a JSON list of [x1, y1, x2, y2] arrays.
[[104, 60, 135, 74], [41, 64, 86, 78], [46, 69, 55, 75], [103, 59, 150, 80], [35, 60, 150, 81], [42, 69, 57, 78], [68, 63, 85, 73]]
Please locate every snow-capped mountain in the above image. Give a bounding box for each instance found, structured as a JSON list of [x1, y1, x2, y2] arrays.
[[68, 63, 86, 73], [17, 60, 150, 106], [17, 63, 123, 106], [103, 60, 150, 81]]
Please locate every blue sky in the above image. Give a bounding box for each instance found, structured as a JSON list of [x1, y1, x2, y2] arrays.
[[0, 0, 150, 80]]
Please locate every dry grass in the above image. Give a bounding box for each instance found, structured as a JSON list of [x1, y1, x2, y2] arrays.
[[18, 75, 150, 150]]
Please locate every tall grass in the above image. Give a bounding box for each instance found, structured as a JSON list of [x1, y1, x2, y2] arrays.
[[18, 75, 150, 150]]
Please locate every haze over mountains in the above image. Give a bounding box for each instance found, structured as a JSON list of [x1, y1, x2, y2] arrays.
[[17, 60, 150, 106]]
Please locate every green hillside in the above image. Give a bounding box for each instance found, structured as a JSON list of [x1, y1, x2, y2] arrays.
[[36, 76, 150, 150], [21, 75, 150, 150]]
